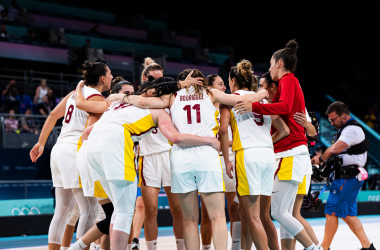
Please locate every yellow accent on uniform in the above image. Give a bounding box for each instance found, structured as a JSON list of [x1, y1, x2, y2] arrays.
[[278, 156, 294, 181], [212, 110, 220, 137], [122, 114, 156, 182], [235, 150, 249, 195], [77, 118, 89, 152], [138, 156, 143, 187], [229, 110, 243, 151], [94, 180, 108, 198], [297, 175, 307, 194], [218, 155, 226, 192]]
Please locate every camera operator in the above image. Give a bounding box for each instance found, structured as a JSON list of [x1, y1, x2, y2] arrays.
[[312, 101, 375, 250]]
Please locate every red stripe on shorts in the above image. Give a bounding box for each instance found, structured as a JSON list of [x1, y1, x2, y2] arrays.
[[274, 158, 283, 179], [141, 156, 146, 186]]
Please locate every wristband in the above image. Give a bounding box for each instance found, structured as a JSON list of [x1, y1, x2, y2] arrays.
[[319, 156, 323, 163]]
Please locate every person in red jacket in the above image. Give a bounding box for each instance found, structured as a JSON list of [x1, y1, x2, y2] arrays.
[[235, 39, 323, 250]]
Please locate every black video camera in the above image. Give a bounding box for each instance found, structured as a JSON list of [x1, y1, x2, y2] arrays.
[[311, 155, 343, 182], [302, 190, 322, 212]]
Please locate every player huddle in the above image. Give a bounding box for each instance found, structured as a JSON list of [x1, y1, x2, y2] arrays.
[[30, 39, 324, 250]]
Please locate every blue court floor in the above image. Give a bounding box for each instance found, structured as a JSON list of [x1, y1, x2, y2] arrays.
[[1, 215, 380, 249]]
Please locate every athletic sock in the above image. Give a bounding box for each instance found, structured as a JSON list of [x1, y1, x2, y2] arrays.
[[146, 240, 157, 250], [71, 238, 88, 250], [232, 221, 241, 250], [127, 244, 132, 250], [316, 243, 324, 250], [176, 239, 185, 250], [96, 244, 100, 250], [202, 244, 212, 250], [60, 247, 69, 250], [305, 243, 316, 250]]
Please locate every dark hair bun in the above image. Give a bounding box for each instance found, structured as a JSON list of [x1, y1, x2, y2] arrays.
[[83, 61, 92, 71], [286, 39, 298, 54]]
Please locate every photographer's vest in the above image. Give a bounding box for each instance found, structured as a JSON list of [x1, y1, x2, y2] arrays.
[[333, 119, 370, 155]]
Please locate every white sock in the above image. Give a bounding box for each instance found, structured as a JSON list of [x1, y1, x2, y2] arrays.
[[71, 238, 88, 250], [316, 244, 324, 250], [127, 244, 132, 250], [232, 221, 241, 250], [202, 244, 212, 250], [96, 244, 100, 250], [60, 247, 69, 250], [146, 240, 157, 250], [305, 243, 316, 250], [176, 239, 185, 250]]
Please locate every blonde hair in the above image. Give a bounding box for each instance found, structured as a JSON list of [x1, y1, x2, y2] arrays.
[[140, 57, 163, 84], [177, 69, 211, 96], [230, 59, 257, 92]]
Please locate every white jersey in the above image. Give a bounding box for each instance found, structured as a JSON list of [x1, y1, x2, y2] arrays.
[[230, 90, 273, 151], [94, 101, 156, 142], [139, 109, 171, 156], [216, 113, 234, 156], [170, 87, 219, 138], [57, 86, 103, 147]]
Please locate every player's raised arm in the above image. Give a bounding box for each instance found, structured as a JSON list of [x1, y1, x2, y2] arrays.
[[211, 88, 268, 107], [30, 91, 72, 162]]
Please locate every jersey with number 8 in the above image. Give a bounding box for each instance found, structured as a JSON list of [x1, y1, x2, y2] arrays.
[[57, 86, 103, 148], [170, 86, 219, 138], [230, 90, 272, 152]]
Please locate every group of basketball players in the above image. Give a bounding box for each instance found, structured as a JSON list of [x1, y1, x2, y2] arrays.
[[29, 39, 327, 250]]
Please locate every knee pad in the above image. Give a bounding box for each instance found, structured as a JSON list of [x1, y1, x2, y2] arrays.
[[96, 202, 113, 235], [96, 204, 106, 222], [68, 203, 80, 226]]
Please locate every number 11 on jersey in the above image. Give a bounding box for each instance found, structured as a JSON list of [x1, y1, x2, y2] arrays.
[[183, 104, 201, 124]]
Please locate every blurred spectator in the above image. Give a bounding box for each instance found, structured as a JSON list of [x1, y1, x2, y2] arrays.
[[22, 29, 35, 42], [20, 109, 37, 134], [365, 109, 376, 129], [47, 89, 56, 110], [8, 0, 19, 21], [0, 24, 7, 37], [37, 95, 51, 115], [89, 24, 100, 34], [82, 38, 92, 61], [0, 9, 8, 20], [4, 109, 18, 133], [0, 1, 4, 16], [34, 79, 49, 104], [2, 80, 20, 112]]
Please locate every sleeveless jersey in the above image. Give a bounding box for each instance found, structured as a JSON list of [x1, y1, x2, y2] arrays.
[[217, 113, 234, 156], [95, 101, 156, 142], [57, 86, 103, 149], [170, 87, 219, 138], [139, 109, 172, 156], [230, 90, 273, 151]]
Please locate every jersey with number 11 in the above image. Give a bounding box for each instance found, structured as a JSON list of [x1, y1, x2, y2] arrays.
[[230, 90, 273, 151], [56, 86, 103, 146], [170, 86, 219, 138]]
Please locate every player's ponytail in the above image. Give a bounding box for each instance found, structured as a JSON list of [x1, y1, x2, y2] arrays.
[[230, 59, 257, 91], [82, 61, 108, 87], [272, 39, 299, 72]]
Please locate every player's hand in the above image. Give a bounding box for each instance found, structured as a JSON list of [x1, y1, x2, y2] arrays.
[[179, 70, 204, 88], [234, 100, 252, 114], [106, 93, 125, 106], [294, 111, 307, 127], [30, 142, 44, 163], [209, 137, 221, 151], [77, 80, 85, 89], [226, 161, 234, 179], [258, 88, 269, 99]]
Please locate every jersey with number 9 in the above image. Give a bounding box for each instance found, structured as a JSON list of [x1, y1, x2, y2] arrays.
[[230, 90, 273, 152], [57, 86, 103, 147], [170, 86, 219, 138]]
